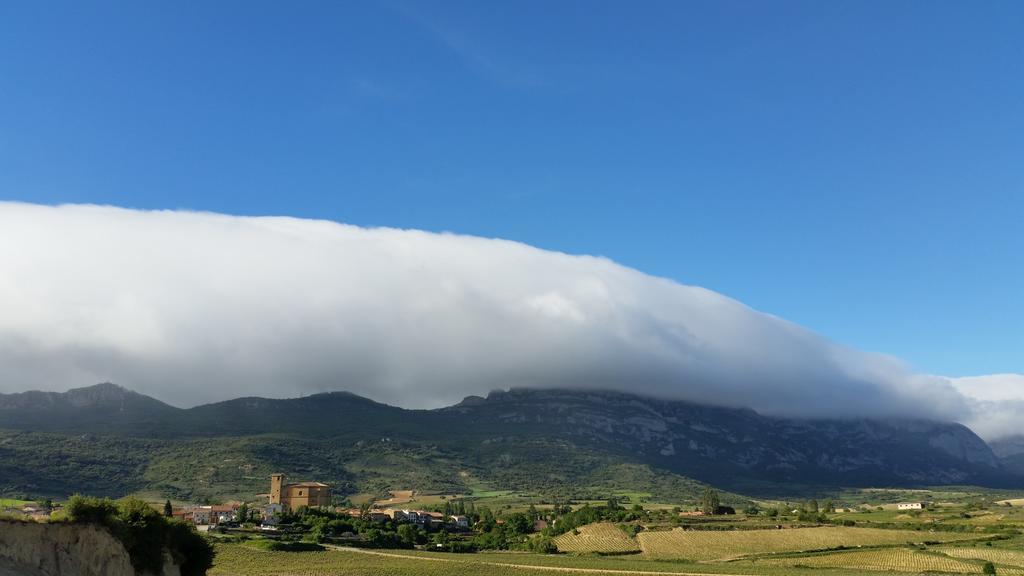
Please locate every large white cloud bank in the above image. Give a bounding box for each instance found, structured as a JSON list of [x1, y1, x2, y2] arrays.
[[0, 202, 1020, 439]]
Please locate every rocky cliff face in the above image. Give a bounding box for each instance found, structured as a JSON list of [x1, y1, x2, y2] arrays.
[[0, 521, 181, 576], [444, 389, 1011, 489]]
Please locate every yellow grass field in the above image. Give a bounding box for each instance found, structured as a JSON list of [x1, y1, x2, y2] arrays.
[[636, 526, 978, 561], [941, 546, 1024, 568], [375, 490, 416, 506], [752, 548, 981, 573], [554, 523, 640, 554]]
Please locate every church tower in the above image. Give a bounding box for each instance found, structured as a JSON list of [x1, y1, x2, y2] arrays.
[[270, 473, 284, 505]]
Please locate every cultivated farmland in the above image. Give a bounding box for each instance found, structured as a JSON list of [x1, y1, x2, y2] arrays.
[[753, 547, 982, 573], [209, 545, 545, 576], [636, 526, 979, 561], [209, 540, 1024, 576], [553, 523, 640, 554], [941, 546, 1024, 568]]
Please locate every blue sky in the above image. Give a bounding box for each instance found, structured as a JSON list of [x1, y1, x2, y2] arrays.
[[1, 0, 1021, 378]]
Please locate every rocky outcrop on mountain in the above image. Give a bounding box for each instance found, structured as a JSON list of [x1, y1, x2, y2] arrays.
[[0, 383, 176, 431], [444, 388, 1011, 489]]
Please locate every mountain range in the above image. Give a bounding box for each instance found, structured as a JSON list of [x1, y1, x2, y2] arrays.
[[0, 383, 1019, 502]]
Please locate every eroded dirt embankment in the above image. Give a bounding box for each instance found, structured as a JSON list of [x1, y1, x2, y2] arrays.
[[0, 519, 135, 576]]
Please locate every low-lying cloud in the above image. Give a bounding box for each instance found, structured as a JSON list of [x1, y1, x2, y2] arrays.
[[0, 202, 1020, 439]]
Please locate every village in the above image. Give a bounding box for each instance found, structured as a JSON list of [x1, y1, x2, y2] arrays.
[[164, 474, 472, 533], [1, 476, 935, 534]]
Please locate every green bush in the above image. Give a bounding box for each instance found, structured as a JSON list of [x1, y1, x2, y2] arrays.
[[65, 495, 120, 525], [528, 535, 558, 554], [168, 521, 216, 575]]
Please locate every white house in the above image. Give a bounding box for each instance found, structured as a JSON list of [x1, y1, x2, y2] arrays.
[[262, 503, 283, 525], [191, 506, 212, 525], [449, 515, 469, 529], [896, 502, 926, 510]]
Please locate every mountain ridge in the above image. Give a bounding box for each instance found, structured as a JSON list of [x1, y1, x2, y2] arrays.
[[0, 383, 1018, 500]]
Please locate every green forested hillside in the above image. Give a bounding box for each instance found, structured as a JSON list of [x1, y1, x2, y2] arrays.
[[0, 429, 718, 504]]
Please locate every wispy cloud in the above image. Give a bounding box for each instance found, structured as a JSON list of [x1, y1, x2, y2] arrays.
[[394, 3, 542, 87], [0, 202, 1019, 440]]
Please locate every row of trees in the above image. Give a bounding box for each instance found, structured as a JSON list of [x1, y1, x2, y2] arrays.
[[283, 505, 550, 552]]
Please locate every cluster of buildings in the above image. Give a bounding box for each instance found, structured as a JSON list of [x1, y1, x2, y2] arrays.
[[169, 474, 332, 527], [170, 503, 241, 526], [339, 507, 470, 530], [263, 474, 471, 531], [1, 503, 53, 521], [171, 474, 471, 532]]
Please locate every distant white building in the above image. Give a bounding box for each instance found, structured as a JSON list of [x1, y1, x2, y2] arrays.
[[449, 515, 469, 529], [191, 507, 212, 525], [262, 503, 283, 525], [897, 502, 927, 510]]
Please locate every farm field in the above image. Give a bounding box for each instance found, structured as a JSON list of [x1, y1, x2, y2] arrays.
[[750, 547, 984, 573], [370, 490, 470, 509], [634, 526, 981, 561], [209, 543, 966, 576], [210, 544, 732, 576], [940, 546, 1024, 570], [553, 522, 640, 554], [209, 544, 550, 576]]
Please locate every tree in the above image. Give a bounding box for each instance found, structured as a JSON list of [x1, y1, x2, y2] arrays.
[[397, 523, 418, 547], [163, 500, 173, 517], [700, 488, 720, 516], [983, 561, 997, 575], [431, 530, 452, 549], [306, 517, 329, 543], [479, 506, 495, 528], [504, 513, 532, 536], [529, 535, 558, 554], [236, 502, 248, 524]]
